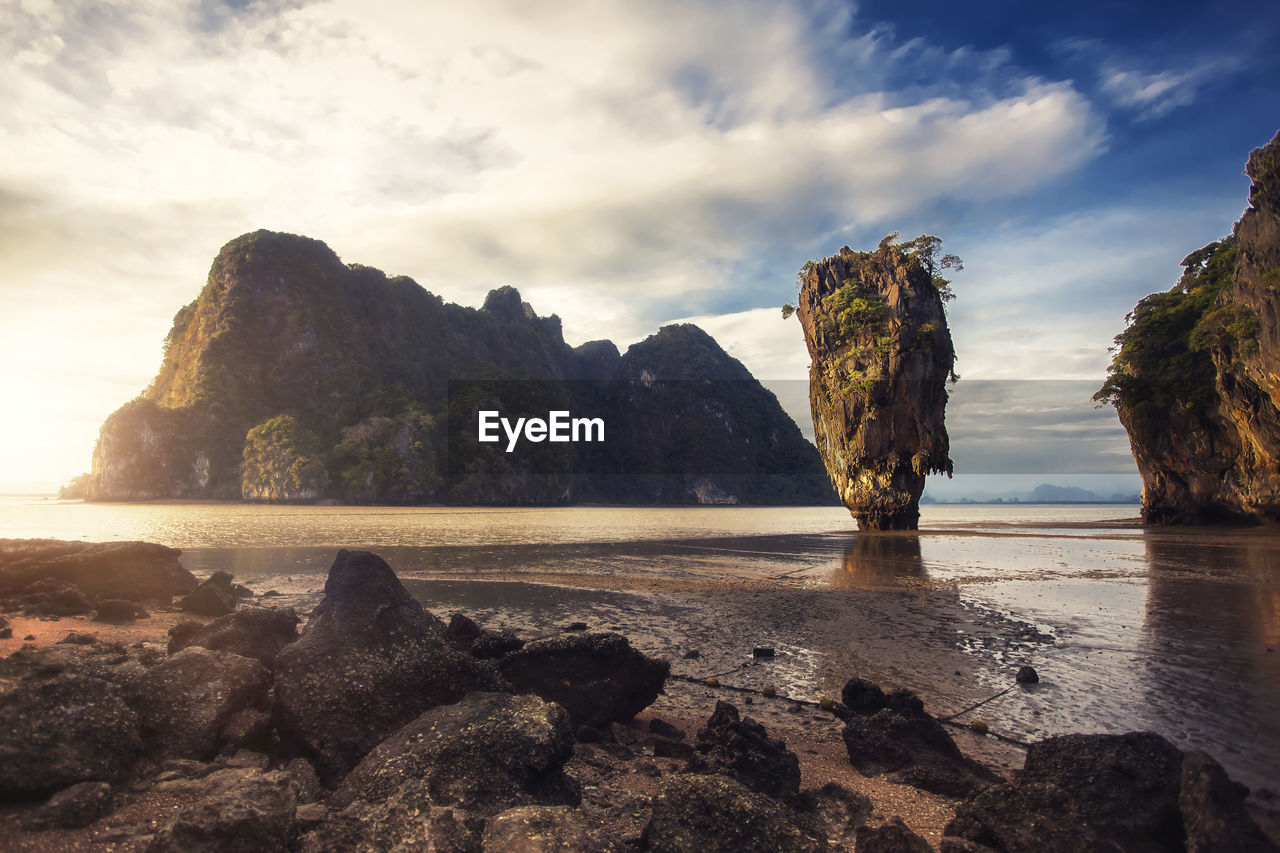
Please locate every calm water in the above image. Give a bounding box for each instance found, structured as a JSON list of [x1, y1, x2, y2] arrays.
[[2, 498, 1277, 793]]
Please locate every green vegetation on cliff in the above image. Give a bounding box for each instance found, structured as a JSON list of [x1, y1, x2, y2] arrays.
[[241, 415, 328, 503], [1094, 234, 1256, 421]]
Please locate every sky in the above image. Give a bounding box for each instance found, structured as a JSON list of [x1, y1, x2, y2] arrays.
[[1, 0, 1278, 493]]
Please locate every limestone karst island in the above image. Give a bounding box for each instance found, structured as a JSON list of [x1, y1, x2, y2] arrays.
[[3, 1, 1280, 851]]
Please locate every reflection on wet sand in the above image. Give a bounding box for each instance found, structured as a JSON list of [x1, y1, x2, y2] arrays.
[[832, 534, 929, 590], [1141, 535, 1280, 791]]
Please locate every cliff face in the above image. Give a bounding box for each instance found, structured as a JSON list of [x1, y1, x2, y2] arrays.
[[90, 230, 832, 506], [1098, 131, 1280, 524], [795, 236, 956, 529]]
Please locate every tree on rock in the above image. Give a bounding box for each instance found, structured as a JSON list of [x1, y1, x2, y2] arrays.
[[240, 415, 328, 502]]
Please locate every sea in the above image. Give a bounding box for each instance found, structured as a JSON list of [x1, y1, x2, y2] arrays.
[[2, 498, 1277, 795]]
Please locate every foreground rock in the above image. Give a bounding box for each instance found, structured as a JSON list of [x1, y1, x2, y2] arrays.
[[794, 235, 957, 529], [0, 674, 142, 797], [447, 612, 525, 659], [302, 692, 578, 850], [168, 606, 299, 669], [179, 570, 239, 616], [839, 678, 998, 797], [685, 700, 802, 801], [0, 539, 197, 601], [149, 768, 299, 852], [642, 775, 828, 853], [134, 646, 272, 760], [498, 632, 669, 728], [1, 576, 95, 615], [23, 782, 115, 830], [274, 550, 504, 784], [941, 732, 1278, 853]]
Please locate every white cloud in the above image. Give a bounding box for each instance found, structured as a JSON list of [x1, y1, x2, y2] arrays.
[[0, 0, 1111, 484]]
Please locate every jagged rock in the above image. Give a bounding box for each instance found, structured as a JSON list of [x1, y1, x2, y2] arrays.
[[481, 806, 594, 852], [134, 646, 271, 760], [300, 803, 485, 853], [839, 682, 997, 798], [167, 606, 299, 669], [795, 235, 957, 529], [332, 692, 578, 815], [498, 632, 668, 728], [642, 774, 829, 852], [179, 571, 238, 616], [796, 782, 873, 847], [149, 769, 298, 852], [273, 550, 504, 785], [1099, 130, 1280, 524], [303, 693, 576, 851], [855, 817, 934, 853], [94, 598, 141, 622], [1179, 750, 1278, 853], [22, 781, 115, 830], [446, 612, 525, 659], [3, 576, 95, 615], [0, 539, 196, 601], [284, 757, 324, 805], [222, 708, 271, 750], [685, 701, 802, 800], [939, 782, 1100, 853], [0, 637, 148, 706], [0, 674, 141, 796], [1020, 732, 1184, 849]]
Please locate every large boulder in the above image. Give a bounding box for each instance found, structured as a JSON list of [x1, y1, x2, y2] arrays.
[[840, 682, 998, 798], [642, 774, 829, 853], [481, 806, 594, 852], [134, 647, 271, 760], [304, 692, 577, 850], [685, 701, 801, 801], [497, 632, 668, 728], [168, 607, 299, 670], [1179, 750, 1278, 853], [0, 674, 142, 797], [0, 539, 196, 602], [179, 570, 238, 617], [939, 782, 1101, 853], [1019, 732, 1184, 850], [273, 550, 505, 785], [332, 692, 578, 815], [22, 781, 115, 830], [2, 576, 95, 615], [149, 768, 299, 852], [944, 734, 1278, 853]]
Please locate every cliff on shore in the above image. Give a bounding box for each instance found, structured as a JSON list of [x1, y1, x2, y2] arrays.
[[90, 230, 832, 506], [793, 235, 957, 530], [1096, 130, 1280, 524]]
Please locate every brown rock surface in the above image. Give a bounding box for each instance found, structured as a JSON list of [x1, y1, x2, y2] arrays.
[[795, 235, 956, 530]]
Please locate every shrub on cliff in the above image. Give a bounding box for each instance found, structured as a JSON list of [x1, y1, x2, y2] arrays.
[[240, 415, 328, 502], [1093, 235, 1256, 423]]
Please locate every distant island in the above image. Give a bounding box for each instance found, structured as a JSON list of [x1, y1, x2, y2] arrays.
[[86, 231, 834, 507], [921, 483, 1141, 505]]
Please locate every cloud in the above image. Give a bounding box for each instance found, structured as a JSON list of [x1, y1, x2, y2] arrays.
[[0, 0, 1112, 483]]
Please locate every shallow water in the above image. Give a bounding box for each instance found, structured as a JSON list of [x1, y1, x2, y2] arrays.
[[2, 499, 1277, 793]]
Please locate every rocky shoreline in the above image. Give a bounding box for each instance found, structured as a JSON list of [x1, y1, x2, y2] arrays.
[[1, 540, 1277, 851]]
